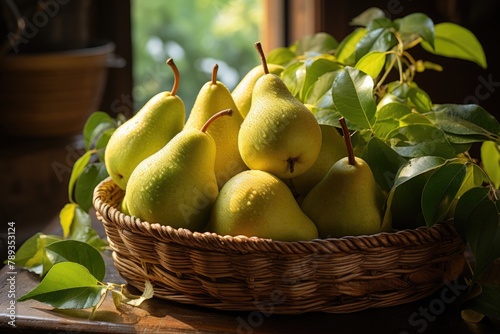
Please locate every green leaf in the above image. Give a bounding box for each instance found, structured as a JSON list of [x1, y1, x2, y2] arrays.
[[385, 156, 447, 229], [393, 156, 447, 188], [46, 240, 106, 281], [355, 28, 398, 62], [112, 280, 154, 308], [421, 162, 467, 227], [9, 233, 62, 274], [305, 70, 340, 109], [335, 28, 367, 65], [267, 47, 296, 66], [332, 66, 377, 130], [421, 22, 487, 69], [18, 262, 105, 309], [395, 13, 434, 48], [454, 187, 500, 278], [68, 150, 96, 203], [75, 163, 109, 212], [59, 203, 77, 239], [407, 86, 433, 113], [83, 112, 117, 151], [292, 32, 338, 55], [95, 128, 115, 162], [362, 137, 407, 192], [350, 7, 386, 27], [374, 102, 412, 139], [462, 284, 500, 320], [481, 141, 500, 189], [311, 108, 343, 127], [355, 51, 386, 79], [301, 57, 340, 101], [281, 61, 305, 98], [388, 124, 457, 158], [430, 104, 500, 142]]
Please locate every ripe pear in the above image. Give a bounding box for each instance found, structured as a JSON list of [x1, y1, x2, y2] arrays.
[[238, 43, 322, 179], [205, 169, 318, 242], [301, 118, 391, 238], [184, 64, 247, 189], [124, 109, 233, 231], [105, 59, 185, 190], [232, 63, 284, 118], [288, 124, 348, 199]]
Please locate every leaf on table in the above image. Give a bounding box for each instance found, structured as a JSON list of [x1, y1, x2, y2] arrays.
[[112, 280, 154, 310], [18, 262, 105, 309], [421, 22, 487, 69], [9, 233, 62, 275], [46, 239, 106, 281], [421, 162, 467, 227]]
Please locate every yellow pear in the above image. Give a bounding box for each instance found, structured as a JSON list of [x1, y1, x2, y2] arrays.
[[301, 118, 391, 238], [232, 63, 284, 117], [105, 59, 185, 190], [184, 64, 247, 189], [288, 124, 348, 199], [205, 169, 318, 241], [238, 42, 322, 179], [124, 109, 233, 231]]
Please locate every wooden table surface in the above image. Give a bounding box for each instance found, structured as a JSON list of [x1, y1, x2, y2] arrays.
[[0, 214, 496, 333]]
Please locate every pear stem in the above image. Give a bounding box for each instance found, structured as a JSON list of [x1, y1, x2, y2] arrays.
[[166, 58, 180, 96], [339, 117, 356, 166], [211, 64, 218, 85], [201, 109, 233, 133], [254, 42, 269, 75], [288, 158, 296, 174]]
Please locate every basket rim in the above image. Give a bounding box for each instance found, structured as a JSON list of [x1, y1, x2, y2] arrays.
[[93, 177, 462, 255]]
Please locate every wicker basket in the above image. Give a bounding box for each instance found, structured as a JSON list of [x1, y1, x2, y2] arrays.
[[93, 177, 466, 314]]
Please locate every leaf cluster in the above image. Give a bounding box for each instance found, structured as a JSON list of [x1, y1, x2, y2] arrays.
[[268, 8, 500, 321]]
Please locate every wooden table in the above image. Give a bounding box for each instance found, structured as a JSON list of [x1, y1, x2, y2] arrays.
[[0, 214, 496, 333]]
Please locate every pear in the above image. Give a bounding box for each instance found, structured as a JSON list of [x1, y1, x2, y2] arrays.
[[205, 169, 318, 242], [287, 124, 348, 199], [238, 42, 322, 179], [124, 109, 233, 231], [231, 63, 284, 118], [105, 59, 185, 190], [301, 118, 390, 238], [184, 64, 247, 189]]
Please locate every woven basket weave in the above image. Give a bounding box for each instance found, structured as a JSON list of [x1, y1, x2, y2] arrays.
[[93, 177, 466, 314]]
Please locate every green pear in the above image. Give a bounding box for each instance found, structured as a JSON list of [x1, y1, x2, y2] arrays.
[[124, 109, 233, 231], [105, 59, 185, 190], [205, 169, 318, 241], [184, 64, 247, 189], [288, 124, 348, 199], [301, 118, 390, 238], [232, 63, 284, 118], [238, 42, 322, 179]]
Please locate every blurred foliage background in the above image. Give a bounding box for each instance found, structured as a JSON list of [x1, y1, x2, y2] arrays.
[[131, 0, 262, 115]]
